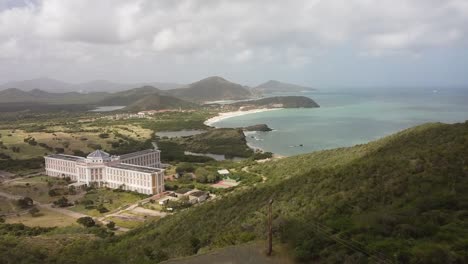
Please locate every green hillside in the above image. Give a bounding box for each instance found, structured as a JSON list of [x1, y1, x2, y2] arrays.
[[2, 122, 468, 263], [96, 86, 162, 106], [0, 88, 109, 104], [228, 96, 320, 109], [252, 80, 315, 93], [123, 94, 198, 111], [168, 76, 252, 103]]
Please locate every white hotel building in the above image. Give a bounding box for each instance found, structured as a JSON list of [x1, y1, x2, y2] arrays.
[[44, 149, 164, 195]]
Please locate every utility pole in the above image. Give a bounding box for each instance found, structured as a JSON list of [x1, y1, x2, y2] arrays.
[[267, 198, 273, 256]]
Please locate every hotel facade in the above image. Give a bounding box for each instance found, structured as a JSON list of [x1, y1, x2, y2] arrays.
[[44, 148, 164, 195]]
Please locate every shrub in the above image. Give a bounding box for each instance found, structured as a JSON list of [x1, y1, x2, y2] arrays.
[[97, 204, 109, 213], [17, 197, 34, 208], [77, 217, 95, 227], [54, 147, 65, 153], [53, 197, 72, 207], [73, 149, 86, 156], [99, 133, 110, 139], [106, 221, 116, 230], [48, 189, 59, 197], [29, 207, 40, 217]]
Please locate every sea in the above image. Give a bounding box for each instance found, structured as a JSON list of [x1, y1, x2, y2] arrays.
[[210, 88, 468, 156]]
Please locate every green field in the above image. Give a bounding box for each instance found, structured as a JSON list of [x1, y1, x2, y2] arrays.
[[0, 176, 81, 204], [0, 123, 154, 160], [0, 196, 18, 215], [70, 189, 147, 217], [5, 207, 78, 227]]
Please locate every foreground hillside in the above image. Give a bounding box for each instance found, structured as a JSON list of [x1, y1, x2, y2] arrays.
[[2, 122, 467, 263]]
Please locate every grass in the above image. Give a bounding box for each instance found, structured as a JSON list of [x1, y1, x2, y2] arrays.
[[5, 207, 78, 227], [0, 123, 154, 160], [142, 203, 163, 211], [0, 196, 18, 215], [107, 215, 160, 229], [107, 217, 144, 229], [0, 176, 79, 203], [70, 189, 147, 216]]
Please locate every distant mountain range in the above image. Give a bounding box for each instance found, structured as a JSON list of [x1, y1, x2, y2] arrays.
[[0, 77, 185, 93], [0, 76, 318, 112], [0, 77, 314, 95]]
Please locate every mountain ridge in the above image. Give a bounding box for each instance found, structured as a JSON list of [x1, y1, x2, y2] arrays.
[[162, 76, 253, 103], [0, 78, 185, 93], [253, 80, 315, 93]]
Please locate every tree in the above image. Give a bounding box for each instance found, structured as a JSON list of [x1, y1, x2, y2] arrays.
[[176, 163, 195, 174], [99, 133, 110, 139], [97, 204, 109, 213], [195, 167, 209, 183], [48, 189, 59, 197], [106, 221, 116, 230], [54, 147, 65, 153], [207, 173, 219, 183], [53, 197, 71, 207], [68, 185, 76, 195], [29, 207, 40, 217], [17, 197, 33, 209], [77, 217, 95, 227]]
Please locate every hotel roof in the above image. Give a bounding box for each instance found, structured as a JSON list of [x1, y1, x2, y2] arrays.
[[189, 190, 207, 197], [108, 163, 162, 174], [46, 154, 86, 162], [119, 149, 159, 159], [87, 149, 110, 159]]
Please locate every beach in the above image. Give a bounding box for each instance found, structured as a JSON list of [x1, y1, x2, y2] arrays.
[[204, 108, 282, 127], [204, 108, 286, 158]]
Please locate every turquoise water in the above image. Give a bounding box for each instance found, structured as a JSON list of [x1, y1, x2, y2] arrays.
[[212, 89, 468, 156]]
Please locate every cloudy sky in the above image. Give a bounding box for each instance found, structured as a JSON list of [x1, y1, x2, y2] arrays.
[[1, 0, 468, 87]]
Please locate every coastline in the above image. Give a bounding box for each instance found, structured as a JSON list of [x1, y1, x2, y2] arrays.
[[204, 108, 283, 127], [204, 108, 286, 159]]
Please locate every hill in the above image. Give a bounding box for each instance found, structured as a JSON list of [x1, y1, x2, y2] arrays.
[[102, 122, 468, 263], [168, 76, 252, 103], [0, 88, 109, 104], [228, 96, 319, 109], [253, 80, 315, 94], [123, 94, 198, 111], [96, 86, 162, 106], [3, 121, 467, 263]]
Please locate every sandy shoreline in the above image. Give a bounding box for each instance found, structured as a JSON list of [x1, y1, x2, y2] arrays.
[[204, 108, 283, 127], [204, 108, 286, 159]]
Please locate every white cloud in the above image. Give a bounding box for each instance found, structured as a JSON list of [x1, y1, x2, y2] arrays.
[[0, 0, 467, 82]]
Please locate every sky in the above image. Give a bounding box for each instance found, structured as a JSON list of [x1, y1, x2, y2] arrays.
[[0, 0, 468, 88]]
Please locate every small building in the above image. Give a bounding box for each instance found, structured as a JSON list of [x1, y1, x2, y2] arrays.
[[188, 191, 208, 204], [174, 188, 192, 198], [217, 169, 230, 176], [158, 197, 170, 205]]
